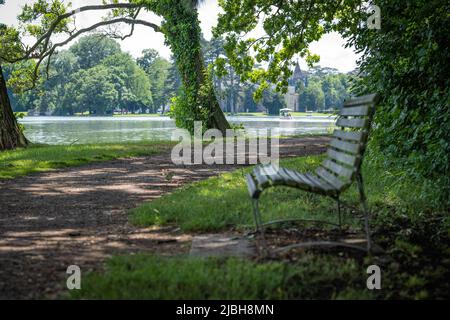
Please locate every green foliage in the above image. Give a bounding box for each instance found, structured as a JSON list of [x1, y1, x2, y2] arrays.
[[4, 0, 228, 131], [103, 52, 153, 112], [0, 25, 23, 62], [64, 65, 118, 115], [12, 111, 26, 135], [241, 84, 258, 112], [296, 72, 351, 112], [8, 35, 153, 115], [298, 80, 325, 112], [69, 35, 121, 70], [18, 0, 73, 38], [346, 0, 450, 199], [262, 89, 285, 115], [137, 49, 172, 112], [214, 0, 359, 99]]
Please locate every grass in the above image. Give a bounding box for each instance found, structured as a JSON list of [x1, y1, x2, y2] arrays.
[[70, 254, 373, 300], [0, 141, 172, 179], [291, 111, 332, 117], [130, 152, 428, 232], [131, 155, 350, 231], [73, 151, 449, 299], [232, 112, 328, 117], [71, 113, 162, 117], [112, 113, 161, 117]]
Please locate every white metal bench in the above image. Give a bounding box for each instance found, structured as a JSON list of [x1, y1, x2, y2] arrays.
[[246, 93, 380, 255]]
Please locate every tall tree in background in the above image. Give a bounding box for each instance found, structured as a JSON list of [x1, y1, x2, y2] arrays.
[[137, 49, 171, 113], [69, 35, 121, 70]]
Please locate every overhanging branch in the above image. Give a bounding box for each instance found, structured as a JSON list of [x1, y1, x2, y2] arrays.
[[3, 2, 146, 63], [21, 17, 161, 90]]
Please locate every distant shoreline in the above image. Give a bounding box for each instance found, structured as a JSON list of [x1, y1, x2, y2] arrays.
[[20, 112, 335, 118]]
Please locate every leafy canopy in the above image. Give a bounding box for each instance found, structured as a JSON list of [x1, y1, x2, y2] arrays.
[[213, 0, 363, 99]]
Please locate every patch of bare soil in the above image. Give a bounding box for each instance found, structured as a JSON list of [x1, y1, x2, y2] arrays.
[[0, 137, 329, 299], [260, 226, 369, 262]]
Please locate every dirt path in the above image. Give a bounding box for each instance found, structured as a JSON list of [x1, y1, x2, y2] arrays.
[[0, 137, 329, 299]]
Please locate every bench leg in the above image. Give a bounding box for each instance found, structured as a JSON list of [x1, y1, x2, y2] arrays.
[[356, 173, 372, 253], [252, 199, 269, 256], [337, 196, 342, 230]]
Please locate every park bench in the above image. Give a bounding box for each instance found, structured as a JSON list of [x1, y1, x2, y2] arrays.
[[246, 93, 380, 255]]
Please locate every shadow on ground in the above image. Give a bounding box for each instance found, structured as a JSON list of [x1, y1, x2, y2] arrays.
[[0, 137, 329, 299]]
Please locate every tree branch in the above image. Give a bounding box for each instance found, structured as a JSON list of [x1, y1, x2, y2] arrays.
[[24, 17, 161, 89], [4, 2, 145, 63]]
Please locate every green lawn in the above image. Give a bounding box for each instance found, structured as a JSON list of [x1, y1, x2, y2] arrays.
[[131, 155, 350, 231], [70, 254, 373, 300], [232, 112, 329, 117], [0, 141, 172, 179], [73, 152, 449, 299], [291, 111, 332, 117], [113, 113, 161, 117]]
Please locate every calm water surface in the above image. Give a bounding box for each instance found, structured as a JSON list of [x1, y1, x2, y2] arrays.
[[19, 115, 336, 145]]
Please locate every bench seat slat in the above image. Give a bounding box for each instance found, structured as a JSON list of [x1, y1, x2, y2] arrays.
[[280, 168, 304, 185], [316, 167, 345, 190], [259, 165, 283, 184], [322, 159, 354, 180], [304, 173, 335, 192], [254, 167, 271, 188]]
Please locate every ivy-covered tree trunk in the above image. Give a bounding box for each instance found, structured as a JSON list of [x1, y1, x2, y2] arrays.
[[192, 51, 230, 132], [0, 64, 28, 150], [157, 1, 230, 134]]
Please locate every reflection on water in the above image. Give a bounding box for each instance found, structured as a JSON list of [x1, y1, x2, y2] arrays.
[[20, 115, 336, 145]]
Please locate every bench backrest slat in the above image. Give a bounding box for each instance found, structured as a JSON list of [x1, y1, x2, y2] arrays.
[[343, 93, 378, 107], [335, 117, 367, 128], [329, 138, 360, 154], [322, 159, 354, 180], [326, 149, 359, 167], [333, 129, 364, 142], [340, 105, 370, 116], [316, 93, 379, 191]]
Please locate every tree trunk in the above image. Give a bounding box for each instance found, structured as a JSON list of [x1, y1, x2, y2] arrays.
[[0, 64, 28, 151], [194, 51, 230, 133], [160, 1, 231, 134]]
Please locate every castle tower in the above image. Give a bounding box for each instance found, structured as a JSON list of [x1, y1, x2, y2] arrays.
[[290, 60, 303, 86]]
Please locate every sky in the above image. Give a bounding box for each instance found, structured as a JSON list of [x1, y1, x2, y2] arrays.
[[0, 0, 360, 73]]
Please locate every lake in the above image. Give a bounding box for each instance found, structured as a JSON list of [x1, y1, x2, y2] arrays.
[[19, 115, 336, 145]]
